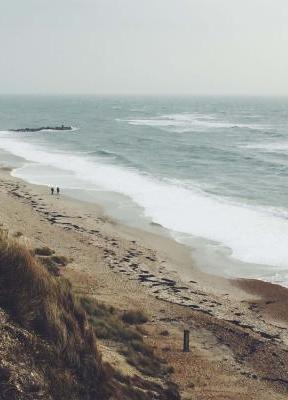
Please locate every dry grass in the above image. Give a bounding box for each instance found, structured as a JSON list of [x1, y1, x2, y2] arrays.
[[0, 230, 110, 400], [113, 371, 180, 400], [122, 310, 148, 325], [80, 296, 171, 378], [37, 254, 70, 276], [0, 230, 180, 400], [50, 255, 70, 266], [34, 246, 55, 256], [81, 297, 142, 342]]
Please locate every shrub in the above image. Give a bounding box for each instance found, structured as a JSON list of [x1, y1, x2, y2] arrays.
[[80, 297, 169, 378], [130, 340, 153, 357], [37, 256, 61, 276], [122, 310, 148, 325], [51, 255, 70, 266], [80, 297, 142, 342], [37, 255, 70, 276], [121, 346, 163, 377], [34, 246, 55, 256]]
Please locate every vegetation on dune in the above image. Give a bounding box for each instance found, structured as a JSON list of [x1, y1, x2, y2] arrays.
[[80, 298, 143, 342], [36, 253, 70, 276], [122, 310, 148, 325], [0, 230, 180, 400], [33, 246, 55, 256], [0, 230, 110, 400], [80, 296, 173, 379]]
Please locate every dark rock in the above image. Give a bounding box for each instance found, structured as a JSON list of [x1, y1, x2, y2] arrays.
[[11, 125, 73, 133]]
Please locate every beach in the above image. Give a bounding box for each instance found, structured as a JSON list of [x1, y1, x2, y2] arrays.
[[0, 166, 287, 399], [1, 0, 288, 396], [3, 96, 288, 286]]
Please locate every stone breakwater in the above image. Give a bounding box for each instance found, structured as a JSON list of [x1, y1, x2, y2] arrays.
[[11, 125, 72, 132]]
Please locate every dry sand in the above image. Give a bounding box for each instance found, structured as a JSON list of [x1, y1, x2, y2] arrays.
[[0, 166, 287, 400]]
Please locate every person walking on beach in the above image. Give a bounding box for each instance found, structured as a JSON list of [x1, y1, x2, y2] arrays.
[[56, 187, 60, 195], [51, 187, 54, 195]]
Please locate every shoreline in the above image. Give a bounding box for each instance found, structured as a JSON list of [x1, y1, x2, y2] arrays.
[[3, 146, 288, 287], [1, 164, 248, 299], [0, 166, 288, 398]]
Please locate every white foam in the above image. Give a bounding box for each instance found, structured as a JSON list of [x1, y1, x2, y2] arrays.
[[122, 113, 267, 132], [1, 136, 288, 271], [243, 141, 288, 153], [0, 130, 12, 135]]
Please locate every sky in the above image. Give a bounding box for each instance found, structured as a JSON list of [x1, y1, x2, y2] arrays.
[[0, 0, 288, 95]]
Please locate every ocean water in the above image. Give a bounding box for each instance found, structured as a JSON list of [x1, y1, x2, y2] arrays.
[[1, 95, 288, 285]]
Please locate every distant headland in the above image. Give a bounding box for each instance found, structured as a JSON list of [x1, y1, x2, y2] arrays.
[[11, 125, 73, 132]]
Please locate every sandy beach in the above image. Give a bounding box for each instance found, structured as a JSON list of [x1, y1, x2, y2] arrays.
[[0, 166, 288, 400]]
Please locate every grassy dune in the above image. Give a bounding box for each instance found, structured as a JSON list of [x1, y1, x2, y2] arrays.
[[0, 229, 110, 399], [0, 230, 179, 400]]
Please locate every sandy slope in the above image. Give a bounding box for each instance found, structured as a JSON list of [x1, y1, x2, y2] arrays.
[[0, 167, 287, 400]]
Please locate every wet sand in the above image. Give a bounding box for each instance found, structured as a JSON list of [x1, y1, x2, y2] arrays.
[[236, 278, 288, 328], [0, 166, 287, 399]]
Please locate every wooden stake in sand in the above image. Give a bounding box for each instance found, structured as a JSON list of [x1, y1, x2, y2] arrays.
[[183, 329, 190, 352]]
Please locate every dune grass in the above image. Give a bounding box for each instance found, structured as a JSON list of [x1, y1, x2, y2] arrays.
[[37, 253, 70, 276], [0, 230, 110, 400], [33, 246, 55, 256], [0, 229, 180, 399], [80, 296, 172, 378], [122, 310, 148, 325]]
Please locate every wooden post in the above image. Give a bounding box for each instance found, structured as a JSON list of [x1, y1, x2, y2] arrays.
[[183, 329, 190, 352]]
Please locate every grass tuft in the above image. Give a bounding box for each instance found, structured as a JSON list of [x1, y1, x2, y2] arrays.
[[80, 297, 142, 342], [0, 230, 110, 399], [37, 255, 70, 276], [0, 230, 180, 399], [122, 310, 148, 325], [50, 255, 70, 266], [34, 246, 55, 256], [80, 296, 170, 378]]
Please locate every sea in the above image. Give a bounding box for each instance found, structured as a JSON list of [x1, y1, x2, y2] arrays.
[[1, 95, 288, 286]]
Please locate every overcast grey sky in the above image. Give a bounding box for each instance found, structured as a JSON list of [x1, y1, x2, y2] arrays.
[[0, 0, 288, 95]]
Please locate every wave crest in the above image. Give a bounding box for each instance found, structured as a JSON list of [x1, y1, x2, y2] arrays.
[[1, 136, 288, 271], [120, 113, 267, 133]]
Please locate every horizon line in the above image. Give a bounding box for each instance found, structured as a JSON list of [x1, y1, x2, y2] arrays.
[[1, 93, 288, 98]]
